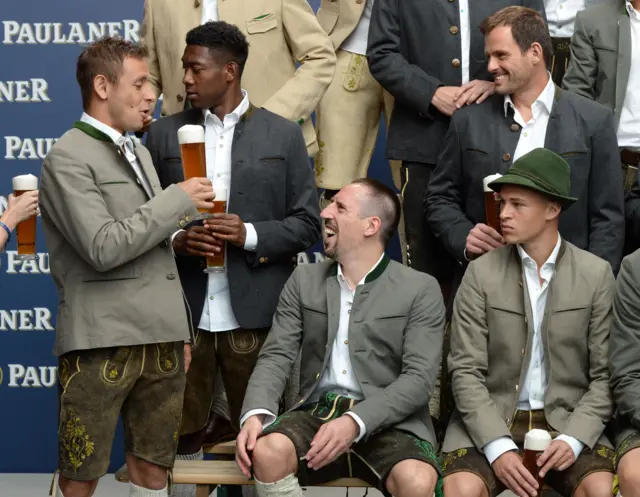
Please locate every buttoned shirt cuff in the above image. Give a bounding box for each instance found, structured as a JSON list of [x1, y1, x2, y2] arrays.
[[171, 229, 185, 244], [239, 409, 277, 429], [483, 436, 519, 465], [344, 412, 366, 442], [243, 223, 258, 252], [555, 434, 584, 459]]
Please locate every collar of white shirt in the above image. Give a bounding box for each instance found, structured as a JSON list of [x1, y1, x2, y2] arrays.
[[202, 89, 250, 127], [627, 0, 640, 20], [80, 112, 129, 147], [503, 73, 555, 119], [516, 235, 562, 271], [337, 253, 385, 291]]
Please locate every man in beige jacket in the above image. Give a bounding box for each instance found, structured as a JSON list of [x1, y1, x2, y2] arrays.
[[441, 148, 615, 497], [141, 0, 336, 157]]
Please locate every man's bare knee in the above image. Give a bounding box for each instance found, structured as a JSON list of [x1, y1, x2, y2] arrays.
[[252, 433, 298, 483], [126, 455, 168, 490], [58, 476, 99, 497], [573, 471, 614, 497], [619, 448, 640, 497], [443, 472, 488, 497], [386, 459, 438, 497]]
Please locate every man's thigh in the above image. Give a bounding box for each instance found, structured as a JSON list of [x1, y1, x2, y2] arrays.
[[180, 329, 218, 436], [354, 429, 441, 495], [122, 342, 186, 469], [615, 430, 640, 491], [441, 446, 504, 497], [544, 444, 614, 496], [57, 346, 141, 481]]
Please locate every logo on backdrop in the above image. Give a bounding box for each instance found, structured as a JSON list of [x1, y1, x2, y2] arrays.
[[4, 136, 57, 160], [0, 365, 57, 388], [0, 307, 54, 332], [0, 79, 51, 103], [4, 251, 50, 275], [2, 20, 140, 44], [297, 252, 326, 265]]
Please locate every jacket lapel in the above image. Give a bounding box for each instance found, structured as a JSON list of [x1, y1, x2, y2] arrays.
[[615, 9, 632, 125], [132, 142, 159, 198], [324, 272, 341, 368], [543, 86, 562, 152], [498, 101, 522, 173]]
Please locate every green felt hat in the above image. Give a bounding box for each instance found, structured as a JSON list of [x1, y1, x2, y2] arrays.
[[488, 148, 577, 209]]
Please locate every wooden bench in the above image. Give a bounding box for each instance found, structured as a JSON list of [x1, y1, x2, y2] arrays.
[[115, 441, 370, 496]]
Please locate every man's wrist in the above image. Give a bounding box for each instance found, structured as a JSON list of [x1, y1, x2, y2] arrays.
[[0, 213, 18, 232]]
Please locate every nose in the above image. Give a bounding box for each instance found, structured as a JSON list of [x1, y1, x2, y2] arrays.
[[182, 69, 194, 86], [499, 202, 512, 221], [487, 56, 498, 75], [144, 82, 155, 102]]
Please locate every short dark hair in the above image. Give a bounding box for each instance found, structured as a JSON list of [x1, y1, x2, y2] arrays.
[[186, 21, 249, 77], [76, 36, 148, 110], [480, 6, 552, 68], [352, 178, 401, 247]]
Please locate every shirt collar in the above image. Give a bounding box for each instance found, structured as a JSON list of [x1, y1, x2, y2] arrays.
[[627, 0, 640, 20], [337, 253, 385, 290], [80, 112, 127, 145], [203, 89, 249, 126], [504, 73, 555, 118], [517, 235, 562, 269]]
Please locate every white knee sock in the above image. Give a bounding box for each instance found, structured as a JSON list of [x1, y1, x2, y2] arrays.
[[169, 449, 204, 497], [129, 482, 168, 497], [255, 474, 304, 497]]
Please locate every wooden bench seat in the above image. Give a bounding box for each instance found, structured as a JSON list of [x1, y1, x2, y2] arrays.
[[203, 440, 236, 455]]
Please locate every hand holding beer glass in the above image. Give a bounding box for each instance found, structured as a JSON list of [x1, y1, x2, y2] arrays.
[[12, 174, 39, 260], [177, 124, 209, 215], [523, 429, 552, 497]]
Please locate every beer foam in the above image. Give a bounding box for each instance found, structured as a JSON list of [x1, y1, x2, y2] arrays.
[[177, 124, 205, 144], [483, 173, 503, 192], [524, 429, 552, 451], [214, 186, 228, 202], [12, 174, 38, 191]]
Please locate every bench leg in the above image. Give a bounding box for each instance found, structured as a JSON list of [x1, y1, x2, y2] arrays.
[[196, 484, 212, 497]]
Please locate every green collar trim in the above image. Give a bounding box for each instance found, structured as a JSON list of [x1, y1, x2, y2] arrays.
[[328, 253, 391, 283], [72, 121, 114, 143]]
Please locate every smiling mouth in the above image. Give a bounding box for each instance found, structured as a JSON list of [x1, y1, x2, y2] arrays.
[[324, 226, 337, 238], [494, 74, 507, 82]]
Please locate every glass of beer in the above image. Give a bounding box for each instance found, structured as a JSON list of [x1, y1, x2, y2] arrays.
[[13, 174, 38, 260], [177, 124, 207, 213], [204, 186, 227, 273], [483, 173, 503, 233], [523, 429, 552, 497]]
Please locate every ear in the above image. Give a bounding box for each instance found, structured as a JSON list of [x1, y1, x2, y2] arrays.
[[225, 61, 239, 83], [546, 200, 561, 220], [364, 217, 382, 239], [93, 75, 109, 101], [529, 42, 544, 65]]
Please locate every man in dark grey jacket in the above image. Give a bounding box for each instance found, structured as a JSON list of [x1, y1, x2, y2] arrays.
[[367, 0, 544, 302], [145, 21, 321, 497]]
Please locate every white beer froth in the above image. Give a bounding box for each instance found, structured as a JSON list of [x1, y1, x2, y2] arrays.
[[13, 174, 38, 191], [177, 124, 205, 144], [524, 429, 552, 451], [214, 187, 228, 202], [483, 173, 503, 193]]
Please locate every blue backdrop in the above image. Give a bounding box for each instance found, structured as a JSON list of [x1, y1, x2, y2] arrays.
[[0, 0, 396, 473]]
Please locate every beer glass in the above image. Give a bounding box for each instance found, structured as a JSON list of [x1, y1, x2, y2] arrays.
[[13, 174, 38, 260], [523, 429, 552, 497], [205, 186, 227, 273], [177, 124, 207, 213], [483, 173, 503, 233]]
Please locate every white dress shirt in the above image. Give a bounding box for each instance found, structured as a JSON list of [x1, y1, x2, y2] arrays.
[[483, 236, 585, 465], [545, 0, 586, 37], [505, 74, 555, 162], [340, 0, 375, 55], [201, 0, 219, 23], [459, 0, 471, 85], [618, 1, 640, 149], [240, 256, 387, 442], [79, 113, 154, 198], [196, 90, 259, 332]]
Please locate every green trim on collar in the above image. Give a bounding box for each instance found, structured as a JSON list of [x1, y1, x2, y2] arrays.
[[72, 121, 113, 143], [553, 84, 561, 102], [364, 254, 391, 283]]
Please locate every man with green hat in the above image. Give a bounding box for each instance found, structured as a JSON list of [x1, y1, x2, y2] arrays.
[[441, 148, 616, 497]]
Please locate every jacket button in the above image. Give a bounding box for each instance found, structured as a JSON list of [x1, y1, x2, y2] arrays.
[[450, 26, 459, 35], [315, 373, 320, 379], [179, 219, 186, 228], [503, 153, 511, 161], [452, 58, 461, 68], [167, 273, 176, 280], [177, 94, 184, 102], [259, 257, 268, 263], [511, 124, 520, 132]]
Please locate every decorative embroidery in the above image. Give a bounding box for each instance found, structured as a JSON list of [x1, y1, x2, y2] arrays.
[[264, 414, 291, 432], [58, 358, 70, 387], [156, 343, 178, 374], [441, 448, 468, 472], [314, 140, 326, 178], [102, 347, 132, 384], [61, 407, 95, 471], [596, 445, 613, 460]]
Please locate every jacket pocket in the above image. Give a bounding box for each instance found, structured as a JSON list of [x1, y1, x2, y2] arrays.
[[81, 263, 140, 282], [246, 15, 278, 34], [465, 148, 489, 156]]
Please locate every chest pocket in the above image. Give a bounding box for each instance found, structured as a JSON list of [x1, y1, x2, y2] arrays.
[[246, 15, 278, 35]]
